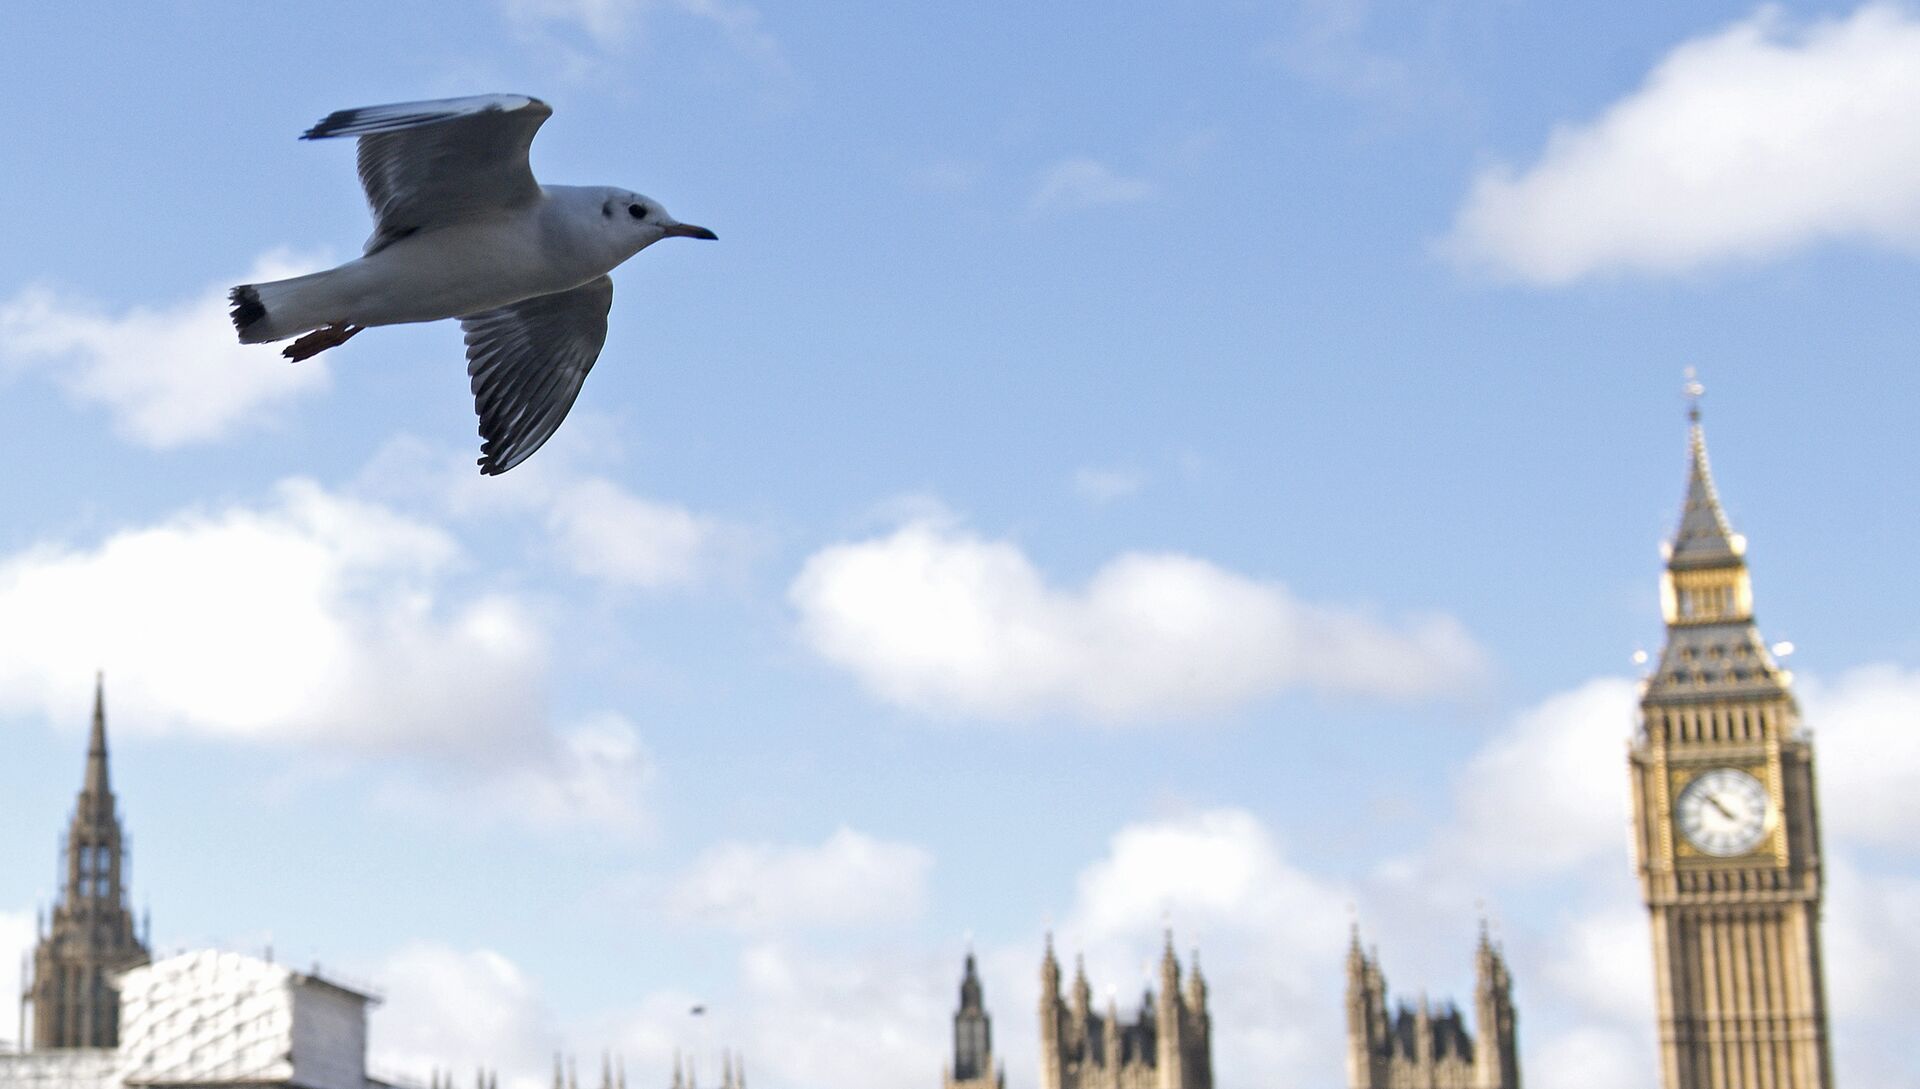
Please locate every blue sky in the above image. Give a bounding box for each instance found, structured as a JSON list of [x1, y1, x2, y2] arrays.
[[3, 2, 1919, 1087]]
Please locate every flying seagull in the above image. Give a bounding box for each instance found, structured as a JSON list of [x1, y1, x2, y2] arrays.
[[228, 94, 716, 474]]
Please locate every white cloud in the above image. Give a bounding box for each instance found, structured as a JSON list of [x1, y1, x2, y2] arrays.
[[1528, 1025, 1654, 1089], [1068, 810, 1344, 951], [545, 479, 727, 590], [1802, 663, 1920, 846], [668, 827, 932, 931], [1058, 809, 1353, 1089], [1824, 856, 1920, 1017], [0, 477, 649, 832], [1448, 677, 1640, 875], [0, 910, 31, 1052], [789, 518, 1485, 722], [378, 712, 657, 836], [1028, 158, 1157, 215], [0, 478, 536, 754], [1446, 4, 1920, 284], [0, 251, 329, 446], [505, 713, 655, 831], [1537, 900, 1654, 1026], [1825, 860, 1920, 1086], [735, 941, 949, 1089], [364, 435, 738, 592], [1072, 467, 1145, 504], [368, 943, 560, 1089]]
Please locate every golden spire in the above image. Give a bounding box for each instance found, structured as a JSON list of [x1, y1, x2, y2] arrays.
[[1669, 368, 1743, 573]]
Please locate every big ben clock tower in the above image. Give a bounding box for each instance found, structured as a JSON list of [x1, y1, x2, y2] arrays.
[[1628, 377, 1833, 1089]]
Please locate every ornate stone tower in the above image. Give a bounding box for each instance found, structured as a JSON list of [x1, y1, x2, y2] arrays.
[[1344, 924, 1519, 1089], [1038, 932, 1211, 1089], [1628, 386, 1833, 1089], [944, 951, 1005, 1089], [24, 676, 151, 1049]]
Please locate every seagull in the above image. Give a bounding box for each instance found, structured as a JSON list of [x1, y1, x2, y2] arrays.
[[228, 94, 716, 474]]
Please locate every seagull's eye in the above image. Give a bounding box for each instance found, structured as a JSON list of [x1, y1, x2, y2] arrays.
[[628, 205, 646, 220]]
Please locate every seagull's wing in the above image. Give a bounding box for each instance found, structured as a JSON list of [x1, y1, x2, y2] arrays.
[[302, 94, 553, 255], [460, 275, 615, 476]]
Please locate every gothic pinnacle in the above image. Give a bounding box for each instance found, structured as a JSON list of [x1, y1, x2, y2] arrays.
[[84, 672, 111, 799], [1670, 369, 1742, 570]]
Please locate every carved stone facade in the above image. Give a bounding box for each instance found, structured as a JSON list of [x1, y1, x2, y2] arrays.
[[1037, 934, 1211, 1089], [944, 952, 1005, 1089], [1627, 400, 1833, 1089], [1344, 925, 1519, 1089], [22, 677, 150, 1050]]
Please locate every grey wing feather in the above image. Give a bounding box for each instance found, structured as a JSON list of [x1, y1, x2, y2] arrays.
[[461, 276, 615, 475], [303, 94, 552, 255]]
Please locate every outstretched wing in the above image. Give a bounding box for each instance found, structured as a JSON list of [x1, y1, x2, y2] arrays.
[[302, 94, 552, 255], [460, 276, 615, 476]]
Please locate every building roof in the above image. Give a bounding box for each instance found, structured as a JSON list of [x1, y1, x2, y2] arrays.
[[1667, 418, 1744, 571]]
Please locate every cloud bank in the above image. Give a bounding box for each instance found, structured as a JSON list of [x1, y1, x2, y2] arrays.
[[790, 517, 1484, 722], [1447, 4, 1920, 283], [0, 477, 650, 831], [0, 251, 329, 446]]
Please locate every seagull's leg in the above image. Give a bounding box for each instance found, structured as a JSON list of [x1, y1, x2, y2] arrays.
[[282, 323, 362, 362]]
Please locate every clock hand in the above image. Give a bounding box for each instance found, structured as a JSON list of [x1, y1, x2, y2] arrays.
[[1705, 793, 1736, 820]]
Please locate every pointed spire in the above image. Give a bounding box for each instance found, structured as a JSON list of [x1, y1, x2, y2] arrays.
[[1647, 374, 1791, 705], [959, 947, 985, 1010], [83, 672, 111, 800], [1669, 369, 1743, 570], [671, 1049, 684, 1089]]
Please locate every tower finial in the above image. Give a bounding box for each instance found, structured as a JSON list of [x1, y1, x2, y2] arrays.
[[1667, 371, 1742, 571], [84, 672, 110, 798]]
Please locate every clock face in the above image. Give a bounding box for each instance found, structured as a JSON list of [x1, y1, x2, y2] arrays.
[[1675, 767, 1771, 857]]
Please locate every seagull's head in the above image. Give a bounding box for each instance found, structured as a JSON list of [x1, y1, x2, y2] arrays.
[[599, 189, 717, 257]]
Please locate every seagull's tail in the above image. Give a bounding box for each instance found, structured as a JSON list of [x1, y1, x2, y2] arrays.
[[228, 273, 333, 345]]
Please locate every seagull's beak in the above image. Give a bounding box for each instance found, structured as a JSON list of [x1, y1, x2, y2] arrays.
[[664, 222, 718, 241]]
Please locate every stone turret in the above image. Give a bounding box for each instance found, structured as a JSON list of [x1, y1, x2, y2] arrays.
[[1344, 924, 1520, 1089], [945, 950, 1005, 1089], [1040, 936, 1066, 1089], [1472, 924, 1519, 1089], [1037, 933, 1211, 1089]]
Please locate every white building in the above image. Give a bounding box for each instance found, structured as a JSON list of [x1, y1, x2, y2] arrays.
[[1, 950, 388, 1089]]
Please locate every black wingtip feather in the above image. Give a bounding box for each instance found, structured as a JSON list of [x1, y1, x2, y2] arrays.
[[299, 95, 545, 141], [229, 285, 267, 336]]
